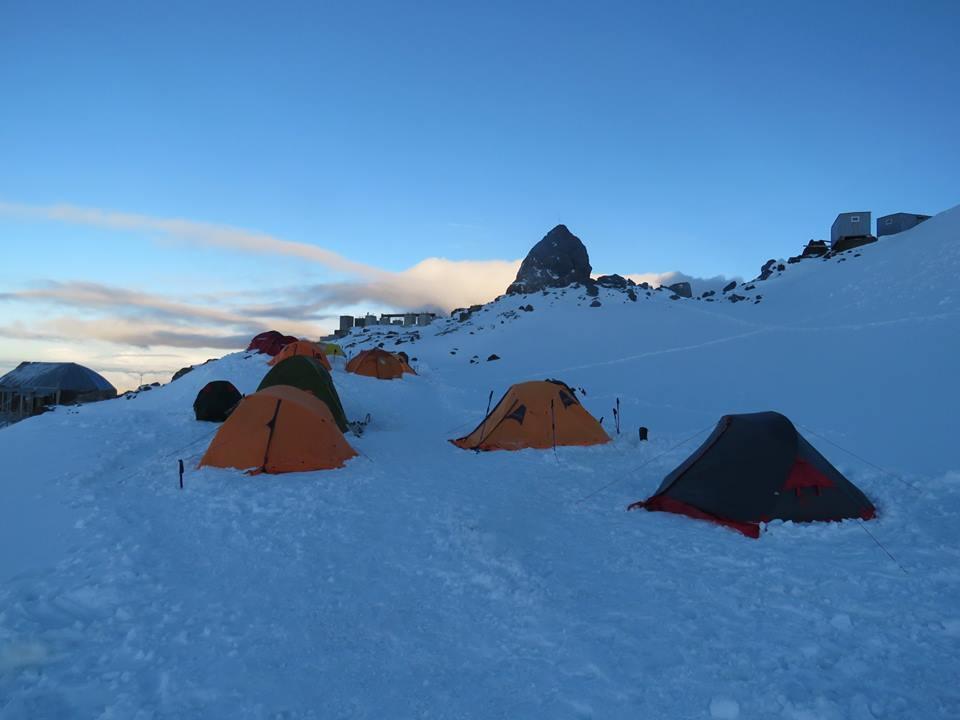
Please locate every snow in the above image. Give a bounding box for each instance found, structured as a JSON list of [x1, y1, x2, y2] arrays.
[[1, 206, 959, 718]]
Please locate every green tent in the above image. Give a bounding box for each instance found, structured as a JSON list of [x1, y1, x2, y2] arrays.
[[257, 356, 349, 432]]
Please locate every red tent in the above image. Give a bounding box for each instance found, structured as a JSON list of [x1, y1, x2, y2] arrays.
[[247, 331, 299, 357]]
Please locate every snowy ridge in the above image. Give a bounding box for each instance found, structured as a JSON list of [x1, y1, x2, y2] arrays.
[[1, 206, 958, 718]]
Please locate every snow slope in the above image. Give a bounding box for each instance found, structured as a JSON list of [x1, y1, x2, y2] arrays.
[[1, 206, 958, 719]]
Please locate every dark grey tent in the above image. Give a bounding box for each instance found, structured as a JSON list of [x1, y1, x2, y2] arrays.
[[193, 380, 243, 422], [0, 361, 117, 418], [628, 411, 876, 538]]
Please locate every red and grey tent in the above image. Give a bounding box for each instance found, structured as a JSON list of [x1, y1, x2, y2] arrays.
[[247, 331, 299, 357], [628, 412, 875, 538]]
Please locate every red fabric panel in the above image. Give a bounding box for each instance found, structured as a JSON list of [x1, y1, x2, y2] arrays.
[[629, 495, 761, 539], [783, 458, 835, 491]]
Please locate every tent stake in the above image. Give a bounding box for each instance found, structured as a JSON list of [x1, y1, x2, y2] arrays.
[[178, 459, 184, 490]]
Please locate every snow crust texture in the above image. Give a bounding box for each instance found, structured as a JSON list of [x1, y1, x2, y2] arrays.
[[1, 206, 959, 718]]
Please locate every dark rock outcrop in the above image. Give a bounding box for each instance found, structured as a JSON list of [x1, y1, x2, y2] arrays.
[[596, 274, 628, 289], [758, 259, 777, 281], [802, 240, 829, 258], [589, 299, 602, 307], [666, 281, 692, 298], [171, 366, 193, 382], [722, 281, 737, 293], [506, 225, 592, 295]]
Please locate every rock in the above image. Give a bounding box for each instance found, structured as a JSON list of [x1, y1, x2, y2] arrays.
[[727, 293, 746, 303], [722, 281, 737, 293], [627, 289, 637, 301], [666, 281, 692, 298], [589, 299, 602, 307], [171, 358, 215, 383], [584, 280, 599, 297], [487, 354, 500, 361], [520, 304, 534, 312], [701, 290, 715, 298], [506, 224, 592, 295], [758, 259, 777, 281], [595, 274, 628, 289], [171, 366, 194, 382], [801, 240, 829, 258]]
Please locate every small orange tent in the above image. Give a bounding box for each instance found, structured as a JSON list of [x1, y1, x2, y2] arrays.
[[346, 348, 416, 380], [199, 385, 356, 474], [451, 380, 610, 451], [268, 340, 331, 370]]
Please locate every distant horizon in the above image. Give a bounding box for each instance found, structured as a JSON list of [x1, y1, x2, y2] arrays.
[[1, 198, 957, 392]]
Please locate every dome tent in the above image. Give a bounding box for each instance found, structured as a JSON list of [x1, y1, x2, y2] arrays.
[[247, 331, 298, 357], [451, 380, 609, 451], [199, 385, 356, 474], [268, 341, 332, 370], [346, 348, 416, 380], [0, 361, 116, 418], [628, 411, 876, 538], [193, 380, 243, 422], [257, 356, 349, 432]]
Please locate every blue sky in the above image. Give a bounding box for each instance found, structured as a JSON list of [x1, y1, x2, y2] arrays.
[[1, 0, 958, 388]]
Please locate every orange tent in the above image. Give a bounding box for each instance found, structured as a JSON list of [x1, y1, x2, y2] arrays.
[[268, 340, 331, 370], [346, 348, 416, 380], [451, 380, 610, 451], [199, 385, 356, 474]]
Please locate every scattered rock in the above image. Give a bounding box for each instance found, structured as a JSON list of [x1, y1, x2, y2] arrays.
[[722, 281, 737, 293], [584, 280, 599, 297], [589, 299, 602, 307], [506, 224, 592, 295], [487, 354, 500, 361], [727, 293, 746, 303], [701, 290, 715, 298], [520, 304, 534, 312], [627, 289, 637, 301]]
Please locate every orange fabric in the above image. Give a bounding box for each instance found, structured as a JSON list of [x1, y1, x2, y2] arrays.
[[268, 341, 332, 370], [451, 381, 610, 451], [345, 349, 416, 380], [199, 385, 356, 474]]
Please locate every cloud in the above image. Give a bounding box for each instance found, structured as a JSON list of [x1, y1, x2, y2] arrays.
[[0, 201, 520, 311], [622, 271, 739, 294], [0, 201, 380, 278], [0, 281, 255, 327]]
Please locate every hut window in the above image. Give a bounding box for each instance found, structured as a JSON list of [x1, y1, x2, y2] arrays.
[[849, 216, 860, 223]]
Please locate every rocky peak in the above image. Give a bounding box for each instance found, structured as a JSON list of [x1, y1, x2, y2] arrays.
[[506, 224, 592, 295]]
